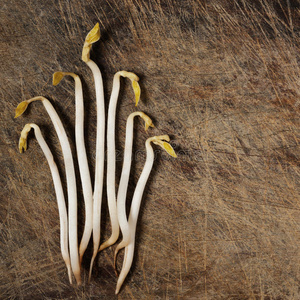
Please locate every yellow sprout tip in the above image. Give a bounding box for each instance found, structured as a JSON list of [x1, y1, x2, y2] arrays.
[[15, 101, 29, 118], [132, 81, 141, 106], [145, 122, 154, 131], [152, 136, 176, 158], [53, 72, 65, 86], [82, 23, 100, 62], [85, 23, 100, 45], [19, 124, 33, 153], [138, 112, 154, 131], [162, 142, 177, 158], [145, 120, 154, 131], [19, 137, 27, 153], [118, 71, 140, 105]]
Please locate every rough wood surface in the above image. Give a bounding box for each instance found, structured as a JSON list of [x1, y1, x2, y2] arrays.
[[1, 0, 300, 299]]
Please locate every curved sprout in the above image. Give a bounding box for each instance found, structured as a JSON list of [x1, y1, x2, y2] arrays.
[[19, 123, 72, 284], [15, 97, 81, 285], [115, 112, 154, 255], [53, 72, 93, 265], [99, 72, 143, 252], [115, 135, 176, 294], [82, 23, 105, 282], [118, 71, 141, 106]]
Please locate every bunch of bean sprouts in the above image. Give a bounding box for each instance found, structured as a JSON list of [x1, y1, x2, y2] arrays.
[[15, 23, 176, 294]]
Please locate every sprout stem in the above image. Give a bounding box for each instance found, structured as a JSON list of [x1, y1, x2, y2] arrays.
[[15, 96, 81, 285], [53, 72, 93, 265], [100, 71, 141, 252], [82, 23, 105, 281], [115, 135, 176, 294], [19, 123, 72, 284], [115, 112, 153, 254]]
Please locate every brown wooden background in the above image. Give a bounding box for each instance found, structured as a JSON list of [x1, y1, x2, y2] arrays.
[[1, 0, 300, 299]]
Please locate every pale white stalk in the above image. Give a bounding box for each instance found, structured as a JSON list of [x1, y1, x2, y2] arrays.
[[115, 135, 177, 294], [53, 72, 93, 264], [15, 96, 81, 285], [115, 243, 134, 295], [19, 123, 72, 284], [115, 112, 153, 254], [100, 71, 141, 252], [82, 23, 105, 281]]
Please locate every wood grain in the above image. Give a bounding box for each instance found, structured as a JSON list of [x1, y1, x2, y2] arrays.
[[1, 0, 300, 298]]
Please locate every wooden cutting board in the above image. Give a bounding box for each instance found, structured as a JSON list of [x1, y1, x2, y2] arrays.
[[1, 0, 300, 298]]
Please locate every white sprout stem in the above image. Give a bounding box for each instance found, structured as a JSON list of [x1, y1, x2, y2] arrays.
[[20, 123, 72, 284], [43, 99, 81, 285], [115, 137, 155, 294], [116, 112, 146, 246], [73, 75, 93, 264], [99, 72, 121, 251], [115, 243, 135, 294], [115, 134, 176, 294], [100, 71, 140, 251], [20, 97, 81, 285], [86, 59, 105, 281], [128, 138, 155, 228], [59, 74, 94, 264]]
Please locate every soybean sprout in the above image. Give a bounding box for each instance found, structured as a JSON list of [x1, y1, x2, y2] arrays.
[[82, 23, 105, 281], [53, 72, 93, 265], [19, 123, 72, 284], [99, 71, 141, 252], [115, 135, 176, 294], [116, 112, 154, 253], [15, 96, 81, 285]]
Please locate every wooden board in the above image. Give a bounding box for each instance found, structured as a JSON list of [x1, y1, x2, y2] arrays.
[[1, 0, 300, 298]]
